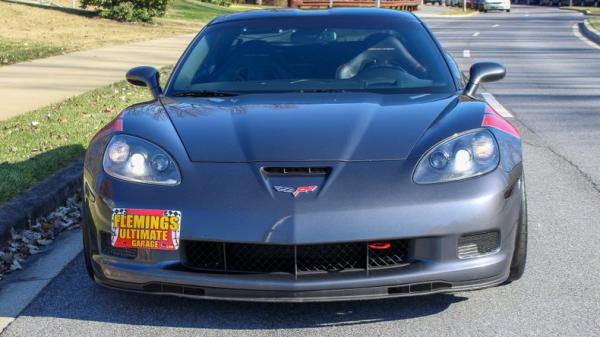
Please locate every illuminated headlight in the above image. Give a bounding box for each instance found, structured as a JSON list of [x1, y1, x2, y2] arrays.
[[103, 135, 180, 185], [413, 129, 499, 184]]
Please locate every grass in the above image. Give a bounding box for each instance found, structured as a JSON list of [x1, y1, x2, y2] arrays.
[[441, 7, 478, 16], [0, 40, 65, 66], [590, 18, 600, 31], [163, 0, 272, 23], [0, 67, 172, 204], [0, 0, 272, 66], [0, 1, 197, 66]]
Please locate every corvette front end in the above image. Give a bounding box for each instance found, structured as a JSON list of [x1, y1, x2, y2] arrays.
[[84, 154, 522, 301], [82, 8, 526, 302]]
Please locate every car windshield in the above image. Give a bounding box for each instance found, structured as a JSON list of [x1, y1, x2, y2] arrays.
[[167, 15, 455, 95]]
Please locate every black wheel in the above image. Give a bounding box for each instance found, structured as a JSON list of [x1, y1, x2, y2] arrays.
[[82, 204, 96, 281], [484, 9, 488, 12], [505, 178, 528, 283], [506, 9, 511, 12]]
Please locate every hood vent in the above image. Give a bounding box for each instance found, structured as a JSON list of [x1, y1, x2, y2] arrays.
[[262, 167, 331, 176]]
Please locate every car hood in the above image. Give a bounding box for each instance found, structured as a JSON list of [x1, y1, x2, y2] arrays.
[[161, 92, 457, 162]]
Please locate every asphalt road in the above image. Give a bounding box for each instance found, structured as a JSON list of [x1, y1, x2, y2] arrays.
[[2, 5, 599, 337]]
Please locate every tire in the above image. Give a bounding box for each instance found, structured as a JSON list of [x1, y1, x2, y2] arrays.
[[82, 204, 96, 281], [506, 9, 511, 12], [505, 178, 528, 283]]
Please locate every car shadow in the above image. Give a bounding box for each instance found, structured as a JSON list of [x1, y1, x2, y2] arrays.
[[20, 254, 467, 330]]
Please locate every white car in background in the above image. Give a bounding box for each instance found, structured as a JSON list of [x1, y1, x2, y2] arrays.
[[479, 0, 511, 12]]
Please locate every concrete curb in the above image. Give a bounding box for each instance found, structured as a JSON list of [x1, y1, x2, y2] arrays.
[[579, 19, 600, 46], [0, 229, 83, 333], [560, 7, 600, 17], [0, 158, 83, 243], [417, 12, 480, 18]]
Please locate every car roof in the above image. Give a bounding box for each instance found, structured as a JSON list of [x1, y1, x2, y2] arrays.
[[208, 8, 420, 26]]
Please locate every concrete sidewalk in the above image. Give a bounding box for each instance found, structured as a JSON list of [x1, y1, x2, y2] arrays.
[[0, 34, 195, 121]]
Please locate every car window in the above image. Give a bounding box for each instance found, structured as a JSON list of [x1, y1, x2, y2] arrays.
[[168, 15, 455, 95]]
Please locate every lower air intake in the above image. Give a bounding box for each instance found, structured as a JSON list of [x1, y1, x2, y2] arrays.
[[458, 231, 500, 259], [100, 231, 137, 259], [183, 239, 411, 276]]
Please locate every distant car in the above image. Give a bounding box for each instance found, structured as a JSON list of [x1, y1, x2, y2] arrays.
[[479, 0, 511, 12], [82, 8, 527, 302], [424, 0, 443, 5]]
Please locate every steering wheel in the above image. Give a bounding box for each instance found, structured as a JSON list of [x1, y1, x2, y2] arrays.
[[336, 36, 428, 80], [353, 63, 409, 87]]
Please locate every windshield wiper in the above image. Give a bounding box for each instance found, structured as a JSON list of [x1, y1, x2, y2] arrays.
[[298, 89, 347, 93], [172, 90, 239, 97]]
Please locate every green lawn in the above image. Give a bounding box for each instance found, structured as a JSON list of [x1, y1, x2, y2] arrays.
[[0, 0, 270, 67], [0, 68, 172, 204], [164, 0, 271, 22], [0, 1, 196, 67], [0, 40, 65, 66], [441, 7, 478, 16], [590, 18, 600, 31]]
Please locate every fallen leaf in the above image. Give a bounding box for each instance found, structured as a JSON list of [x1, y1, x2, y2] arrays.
[[10, 260, 22, 271], [36, 239, 53, 246]]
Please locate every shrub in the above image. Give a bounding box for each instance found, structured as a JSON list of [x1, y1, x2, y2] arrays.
[[201, 0, 232, 7], [81, 0, 171, 22]]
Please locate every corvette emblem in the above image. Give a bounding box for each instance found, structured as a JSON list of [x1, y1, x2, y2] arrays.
[[273, 185, 318, 197]]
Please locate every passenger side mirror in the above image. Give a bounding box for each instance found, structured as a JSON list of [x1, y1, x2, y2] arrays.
[[463, 62, 506, 97], [126, 66, 162, 99]]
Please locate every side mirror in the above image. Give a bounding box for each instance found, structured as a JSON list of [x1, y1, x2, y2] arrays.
[[126, 66, 162, 99], [463, 62, 506, 97]]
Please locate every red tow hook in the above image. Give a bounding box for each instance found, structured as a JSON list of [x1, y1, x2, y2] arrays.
[[368, 242, 391, 250]]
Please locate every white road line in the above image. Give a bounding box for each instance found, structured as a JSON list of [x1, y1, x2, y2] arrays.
[[492, 24, 500, 27], [481, 92, 514, 118], [463, 49, 471, 58], [572, 23, 600, 50], [472, 32, 480, 37]]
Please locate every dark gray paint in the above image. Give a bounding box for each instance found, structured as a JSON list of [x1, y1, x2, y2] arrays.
[[81, 8, 524, 301]]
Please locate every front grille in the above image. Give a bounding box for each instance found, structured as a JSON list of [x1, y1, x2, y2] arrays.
[[297, 242, 365, 273], [227, 243, 295, 274], [369, 240, 410, 268], [100, 231, 137, 259], [183, 239, 411, 276]]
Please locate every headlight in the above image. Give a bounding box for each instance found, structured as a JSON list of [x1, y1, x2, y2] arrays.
[[413, 129, 499, 184], [103, 135, 181, 185]]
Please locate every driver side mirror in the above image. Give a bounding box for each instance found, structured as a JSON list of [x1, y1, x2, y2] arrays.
[[126, 66, 162, 99], [463, 62, 506, 97]]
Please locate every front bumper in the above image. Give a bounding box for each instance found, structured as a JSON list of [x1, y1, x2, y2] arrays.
[[93, 252, 511, 302], [83, 159, 523, 302]]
